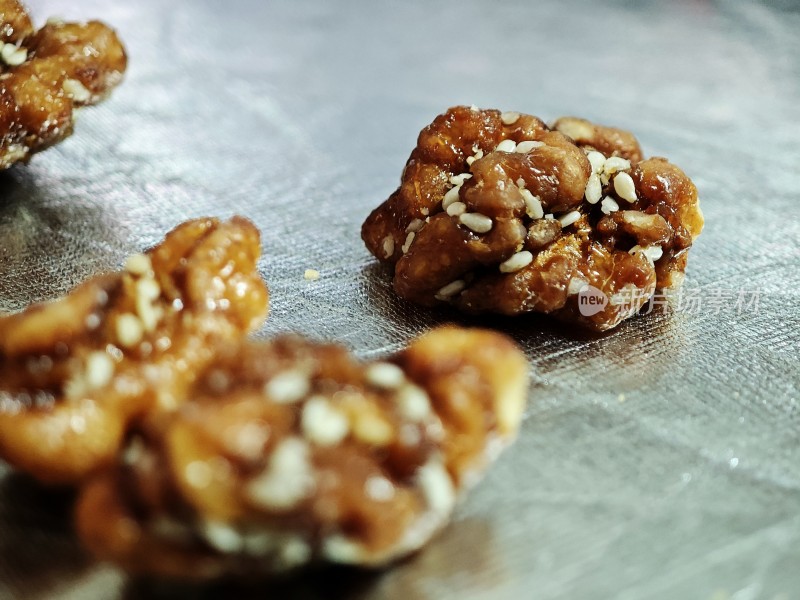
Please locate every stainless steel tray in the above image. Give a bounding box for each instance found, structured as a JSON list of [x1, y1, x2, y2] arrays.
[[2, 0, 799, 598]]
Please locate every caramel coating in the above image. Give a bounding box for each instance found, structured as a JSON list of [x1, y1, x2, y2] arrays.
[[75, 327, 528, 578], [362, 106, 704, 331], [0, 0, 127, 169], [0, 217, 269, 484]]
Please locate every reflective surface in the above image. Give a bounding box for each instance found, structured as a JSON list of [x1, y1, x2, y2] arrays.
[[1, 0, 799, 598]]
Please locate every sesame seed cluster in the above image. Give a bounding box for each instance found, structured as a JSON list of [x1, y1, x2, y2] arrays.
[[362, 106, 705, 331], [0, 214, 527, 577], [0, 0, 127, 169], [0, 217, 270, 484], [76, 326, 527, 578]]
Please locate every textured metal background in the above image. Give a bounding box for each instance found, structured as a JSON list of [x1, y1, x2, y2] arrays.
[[1, 0, 799, 598]]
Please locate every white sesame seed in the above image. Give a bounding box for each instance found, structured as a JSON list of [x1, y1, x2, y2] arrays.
[[70, 414, 87, 434], [603, 156, 632, 174], [135, 280, 161, 333], [365, 362, 406, 390], [202, 521, 243, 554], [352, 412, 394, 446], [137, 277, 160, 301], [459, 212, 493, 233], [500, 111, 520, 125], [515, 140, 544, 153], [382, 235, 394, 259], [406, 218, 424, 233], [446, 201, 467, 217], [116, 313, 143, 347], [246, 437, 315, 511], [469, 104, 479, 112], [567, 277, 589, 295], [304, 269, 320, 281], [449, 173, 472, 186], [265, 370, 310, 404], [85, 351, 115, 390], [1, 43, 27, 67], [418, 461, 456, 515], [302, 396, 350, 446], [499, 250, 534, 273], [85, 313, 101, 330], [466, 146, 484, 166], [519, 189, 544, 219], [185, 460, 213, 489], [396, 384, 432, 421], [435, 279, 466, 300], [585, 173, 602, 204], [586, 151, 607, 173], [600, 196, 620, 215], [613, 171, 638, 203], [365, 475, 395, 502], [558, 210, 582, 228], [125, 253, 152, 276], [544, 213, 555, 220], [516, 177, 526, 188], [442, 185, 461, 208], [62, 78, 92, 103], [401, 231, 415, 254], [322, 535, 365, 564], [629, 245, 663, 263], [495, 139, 517, 153]]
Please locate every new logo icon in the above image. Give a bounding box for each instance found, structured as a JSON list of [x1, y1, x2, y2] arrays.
[[577, 284, 608, 317]]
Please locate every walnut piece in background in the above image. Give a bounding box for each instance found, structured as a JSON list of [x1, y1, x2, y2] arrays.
[[0, 217, 269, 484], [0, 0, 127, 169], [361, 106, 704, 331], [76, 326, 528, 578]]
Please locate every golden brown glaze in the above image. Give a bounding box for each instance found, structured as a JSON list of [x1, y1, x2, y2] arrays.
[[362, 106, 704, 331], [0, 1, 127, 169], [75, 327, 528, 578], [0, 217, 269, 484]]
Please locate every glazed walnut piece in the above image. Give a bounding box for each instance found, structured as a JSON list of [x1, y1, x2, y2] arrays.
[[0, 217, 269, 484], [0, 0, 127, 169], [361, 106, 704, 331], [75, 327, 528, 579]]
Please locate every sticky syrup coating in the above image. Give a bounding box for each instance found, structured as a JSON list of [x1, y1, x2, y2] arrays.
[[0, 217, 269, 484], [75, 327, 528, 579], [361, 106, 704, 331], [0, 0, 127, 169]]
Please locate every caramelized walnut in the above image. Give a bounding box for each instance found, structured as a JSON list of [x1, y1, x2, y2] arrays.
[[362, 106, 704, 331], [0, 217, 269, 484], [75, 327, 528, 578], [0, 0, 127, 169]]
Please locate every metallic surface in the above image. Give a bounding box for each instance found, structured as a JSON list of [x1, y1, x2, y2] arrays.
[[1, 0, 798, 598]]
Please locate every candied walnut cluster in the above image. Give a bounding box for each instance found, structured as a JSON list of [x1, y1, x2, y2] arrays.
[[0, 217, 269, 484], [75, 327, 528, 578], [361, 106, 704, 331], [0, 0, 127, 169]]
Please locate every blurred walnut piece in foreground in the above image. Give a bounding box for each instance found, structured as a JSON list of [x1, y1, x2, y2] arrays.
[[0, 0, 127, 169], [76, 326, 528, 578], [361, 106, 704, 331], [0, 217, 269, 484]]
